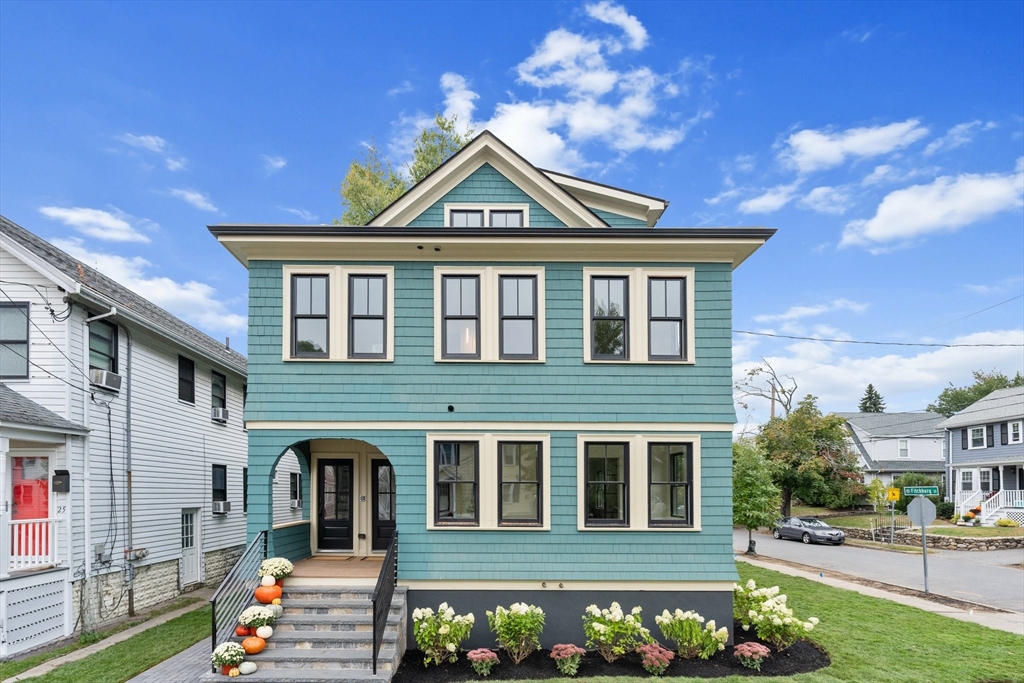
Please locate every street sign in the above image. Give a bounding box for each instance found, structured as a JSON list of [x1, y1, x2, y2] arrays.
[[886, 487, 900, 502], [903, 486, 939, 496], [907, 496, 937, 527]]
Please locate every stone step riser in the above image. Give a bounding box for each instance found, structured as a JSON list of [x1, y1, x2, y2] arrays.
[[256, 659, 395, 671], [282, 607, 403, 616]]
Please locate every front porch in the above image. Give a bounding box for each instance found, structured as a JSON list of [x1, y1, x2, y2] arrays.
[[287, 554, 385, 586], [954, 461, 1024, 525]]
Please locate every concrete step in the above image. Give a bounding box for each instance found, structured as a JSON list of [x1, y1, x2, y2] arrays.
[[261, 629, 399, 651], [274, 612, 402, 633], [280, 599, 404, 616], [242, 647, 399, 670]]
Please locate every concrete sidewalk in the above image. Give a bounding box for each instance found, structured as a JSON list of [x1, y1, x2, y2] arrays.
[[1, 590, 212, 683], [737, 553, 1024, 636]]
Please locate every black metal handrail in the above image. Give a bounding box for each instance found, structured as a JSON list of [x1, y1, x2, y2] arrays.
[[210, 531, 268, 672], [371, 530, 399, 675]]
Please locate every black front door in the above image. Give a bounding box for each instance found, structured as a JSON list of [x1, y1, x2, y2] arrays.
[[318, 459, 353, 550], [372, 460, 396, 551]]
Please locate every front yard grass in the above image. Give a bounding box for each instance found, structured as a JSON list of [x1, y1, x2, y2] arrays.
[[12, 605, 210, 683], [927, 520, 1024, 537]]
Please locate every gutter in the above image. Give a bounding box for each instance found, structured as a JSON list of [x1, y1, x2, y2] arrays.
[[209, 224, 777, 240]]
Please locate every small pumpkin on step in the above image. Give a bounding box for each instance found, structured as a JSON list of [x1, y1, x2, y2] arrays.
[[238, 661, 257, 675]]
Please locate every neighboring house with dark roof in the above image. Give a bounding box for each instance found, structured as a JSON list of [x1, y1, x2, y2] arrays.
[[938, 386, 1024, 525], [837, 412, 946, 488], [0, 216, 249, 658]]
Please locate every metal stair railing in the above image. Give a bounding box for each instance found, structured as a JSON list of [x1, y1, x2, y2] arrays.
[[371, 530, 399, 675], [209, 531, 268, 672]]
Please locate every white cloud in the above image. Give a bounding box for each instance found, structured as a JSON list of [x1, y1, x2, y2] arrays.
[[799, 185, 851, 214], [117, 133, 167, 153], [169, 188, 218, 212], [517, 28, 619, 97], [923, 120, 997, 156], [53, 238, 247, 334], [387, 80, 414, 96], [585, 1, 648, 50], [841, 26, 879, 43], [779, 119, 929, 174], [734, 154, 755, 173], [165, 157, 187, 171], [704, 186, 742, 206], [279, 207, 319, 222], [960, 276, 1023, 295], [737, 181, 802, 214], [842, 159, 1024, 248], [38, 206, 151, 243], [440, 73, 479, 126], [753, 298, 869, 323], [262, 155, 287, 174]]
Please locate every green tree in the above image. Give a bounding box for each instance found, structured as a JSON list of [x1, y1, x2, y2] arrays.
[[408, 113, 474, 184], [337, 141, 407, 226], [927, 370, 1024, 417], [756, 395, 862, 517], [890, 473, 940, 513], [866, 478, 888, 512], [858, 384, 885, 413], [733, 439, 781, 555]]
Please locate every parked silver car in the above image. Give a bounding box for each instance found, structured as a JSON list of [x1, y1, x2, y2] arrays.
[[772, 517, 846, 545]]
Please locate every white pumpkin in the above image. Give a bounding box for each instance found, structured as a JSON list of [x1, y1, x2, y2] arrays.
[[260, 575, 277, 587], [267, 604, 284, 619], [256, 625, 273, 639], [238, 661, 257, 675]]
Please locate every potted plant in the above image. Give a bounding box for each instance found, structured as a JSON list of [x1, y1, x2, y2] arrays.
[[258, 557, 294, 586], [211, 642, 245, 675], [238, 606, 275, 636]]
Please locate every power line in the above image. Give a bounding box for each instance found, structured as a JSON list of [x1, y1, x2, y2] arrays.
[[733, 330, 1023, 347], [1, 286, 93, 383]]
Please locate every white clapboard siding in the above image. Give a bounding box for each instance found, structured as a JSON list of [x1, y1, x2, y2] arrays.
[[273, 449, 305, 526]]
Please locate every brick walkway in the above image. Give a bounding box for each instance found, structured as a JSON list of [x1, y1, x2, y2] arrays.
[[127, 640, 210, 683]]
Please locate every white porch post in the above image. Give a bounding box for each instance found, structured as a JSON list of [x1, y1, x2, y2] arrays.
[[1, 436, 10, 579]]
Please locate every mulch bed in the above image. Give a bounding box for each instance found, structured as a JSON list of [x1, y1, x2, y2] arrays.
[[391, 622, 829, 681]]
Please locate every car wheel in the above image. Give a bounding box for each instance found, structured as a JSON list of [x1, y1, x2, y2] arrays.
[[772, 528, 782, 539], [801, 532, 812, 544]]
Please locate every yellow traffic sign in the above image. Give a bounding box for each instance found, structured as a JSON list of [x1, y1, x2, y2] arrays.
[[887, 488, 901, 502]]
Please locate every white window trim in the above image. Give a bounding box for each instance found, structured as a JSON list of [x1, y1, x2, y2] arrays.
[[968, 426, 987, 450], [1009, 421, 1022, 444], [425, 432, 551, 531], [444, 203, 531, 228], [898, 439, 909, 458], [433, 266, 546, 363], [582, 267, 696, 364], [576, 434, 702, 532], [281, 265, 395, 362]]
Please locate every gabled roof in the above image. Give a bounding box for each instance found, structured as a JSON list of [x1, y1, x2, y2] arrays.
[[540, 169, 668, 227], [836, 412, 945, 437], [937, 386, 1024, 430], [871, 460, 945, 473], [0, 215, 247, 377], [368, 131, 612, 228], [0, 383, 88, 434]]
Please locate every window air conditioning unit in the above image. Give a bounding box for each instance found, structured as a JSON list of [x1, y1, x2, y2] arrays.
[[213, 501, 231, 514], [211, 407, 229, 423], [290, 499, 302, 509], [89, 369, 122, 392]]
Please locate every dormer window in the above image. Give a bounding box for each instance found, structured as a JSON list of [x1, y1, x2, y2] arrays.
[[445, 204, 529, 228]]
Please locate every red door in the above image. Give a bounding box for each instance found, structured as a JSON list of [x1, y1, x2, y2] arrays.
[[11, 456, 50, 559]]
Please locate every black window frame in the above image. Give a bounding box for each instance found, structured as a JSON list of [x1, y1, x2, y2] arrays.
[[88, 319, 118, 373], [489, 210, 524, 228], [585, 442, 629, 527], [348, 274, 387, 359], [648, 277, 686, 361], [0, 301, 30, 380], [441, 275, 481, 359], [498, 275, 538, 360], [647, 443, 693, 527], [498, 441, 543, 526], [434, 441, 479, 526], [291, 274, 330, 359], [211, 370, 226, 409], [290, 471, 302, 502], [242, 467, 248, 513], [449, 209, 485, 228], [178, 355, 195, 404], [212, 464, 227, 502], [591, 276, 629, 360]]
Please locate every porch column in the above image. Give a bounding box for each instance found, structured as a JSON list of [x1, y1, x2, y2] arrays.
[[1, 436, 10, 579]]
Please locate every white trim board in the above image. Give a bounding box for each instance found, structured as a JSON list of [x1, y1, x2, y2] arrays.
[[245, 421, 735, 432]]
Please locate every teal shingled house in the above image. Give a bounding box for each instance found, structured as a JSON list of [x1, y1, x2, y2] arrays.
[[209, 131, 774, 658]]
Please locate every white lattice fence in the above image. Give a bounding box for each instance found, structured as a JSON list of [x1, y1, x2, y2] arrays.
[[1001, 509, 1024, 525], [0, 569, 70, 658]]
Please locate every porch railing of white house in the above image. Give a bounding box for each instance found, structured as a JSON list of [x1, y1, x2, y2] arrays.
[[371, 530, 398, 675], [956, 490, 981, 516], [980, 489, 1024, 521], [209, 531, 268, 672], [8, 518, 57, 571]]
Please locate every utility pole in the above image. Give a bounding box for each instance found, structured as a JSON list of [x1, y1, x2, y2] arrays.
[[770, 383, 777, 419]]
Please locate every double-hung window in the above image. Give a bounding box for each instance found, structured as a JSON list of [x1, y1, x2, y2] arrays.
[[1010, 422, 1022, 444], [898, 439, 909, 458], [585, 443, 628, 526], [969, 426, 986, 449], [499, 442, 541, 525], [349, 275, 386, 358], [648, 278, 685, 360], [89, 320, 118, 373], [442, 276, 480, 359], [450, 210, 484, 227], [960, 470, 973, 491], [649, 443, 692, 526], [435, 442, 478, 525], [489, 210, 523, 227], [0, 302, 29, 379], [212, 464, 227, 502], [211, 371, 226, 409], [291, 274, 329, 358], [591, 277, 628, 359], [980, 469, 991, 492], [499, 276, 537, 359], [178, 355, 195, 403], [290, 472, 302, 504]]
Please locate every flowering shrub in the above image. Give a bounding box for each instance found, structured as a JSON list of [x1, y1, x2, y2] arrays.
[[734, 642, 771, 671], [211, 642, 245, 667], [654, 609, 728, 659], [637, 643, 674, 675], [466, 648, 499, 677], [550, 644, 586, 677], [257, 557, 294, 579], [412, 602, 475, 666], [238, 606, 275, 628], [733, 579, 818, 650], [582, 602, 653, 663], [996, 518, 1020, 527], [486, 603, 545, 664]]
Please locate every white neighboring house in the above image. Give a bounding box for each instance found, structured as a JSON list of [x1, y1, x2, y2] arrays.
[[941, 386, 1024, 525], [837, 412, 946, 488], [0, 215, 249, 658]]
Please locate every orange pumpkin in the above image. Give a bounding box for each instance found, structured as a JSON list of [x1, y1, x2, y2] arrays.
[[254, 585, 282, 604], [241, 636, 266, 654]]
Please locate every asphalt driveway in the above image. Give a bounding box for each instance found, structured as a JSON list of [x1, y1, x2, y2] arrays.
[[734, 529, 1024, 614]]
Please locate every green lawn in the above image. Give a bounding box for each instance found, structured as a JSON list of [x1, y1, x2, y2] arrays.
[[927, 521, 1024, 537], [825, 515, 874, 528], [13, 606, 211, 683]]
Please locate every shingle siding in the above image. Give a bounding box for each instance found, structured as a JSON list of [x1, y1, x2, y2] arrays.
[[590, 208, 646, 227]]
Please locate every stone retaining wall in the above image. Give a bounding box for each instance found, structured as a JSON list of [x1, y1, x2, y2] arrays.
[[833, 525, 1024, 550]]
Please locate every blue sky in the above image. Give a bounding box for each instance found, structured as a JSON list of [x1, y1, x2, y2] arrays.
[[1, 1, 1021, 427]]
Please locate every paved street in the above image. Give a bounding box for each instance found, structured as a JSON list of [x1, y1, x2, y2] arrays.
[[734, 529, 1024, 614]]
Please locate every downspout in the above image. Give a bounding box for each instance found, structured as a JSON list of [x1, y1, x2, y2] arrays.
[[121, 324, 135, 617]]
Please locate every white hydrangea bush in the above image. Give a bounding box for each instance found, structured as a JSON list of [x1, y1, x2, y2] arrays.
[[581, 601, 653, 663], [733, 579, 819, 650], [486, 602, 545, 665], [412, 602, 475, 666], [655, 609, 729, 659]]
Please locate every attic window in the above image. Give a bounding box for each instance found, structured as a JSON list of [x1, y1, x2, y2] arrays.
[[450, 210, 484, 228], [445, 204, 530, 228]]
